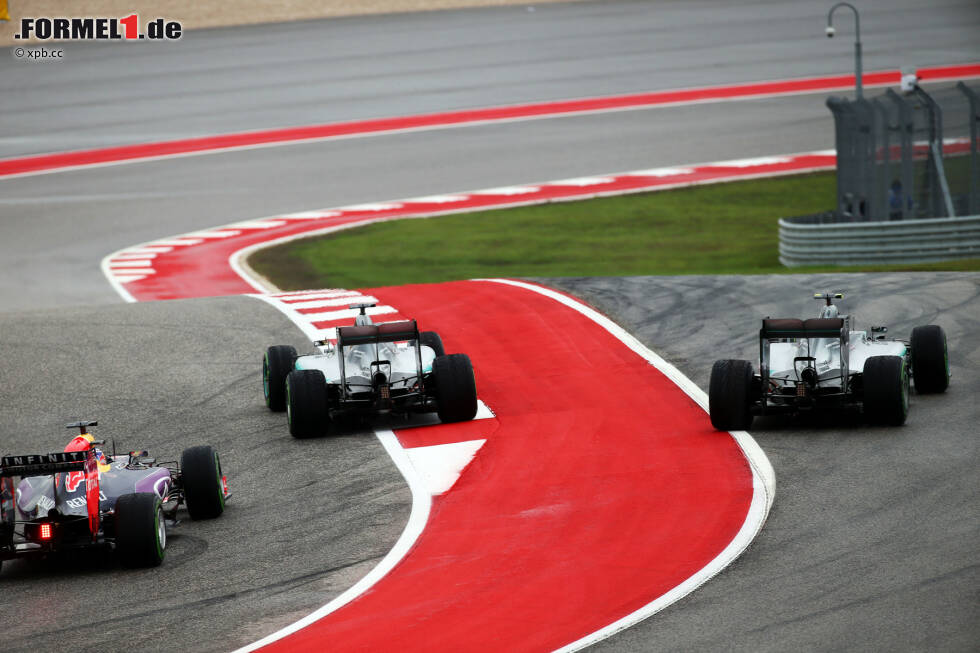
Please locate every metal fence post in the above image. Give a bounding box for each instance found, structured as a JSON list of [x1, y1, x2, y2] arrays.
[[827, 97, 851, 217], [958, 82, 979, 215], [853, 97, 876, 219], [914, 85, 955, 217], [885, 89, 914, 220], [873, 97, 891, 219]]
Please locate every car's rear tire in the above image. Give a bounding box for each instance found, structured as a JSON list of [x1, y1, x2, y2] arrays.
[[863, 355, 909, 426], [910, 325, 949, 394], [115, 492, 165, 568], [264, 345, 297, 412], [181, 445, 225, 520], [286, 369, 330, 438], [420, 331, 445, 357], [432, 354, 478, 423], [1, 477, 14, 551], [709, 359, 755, 431]]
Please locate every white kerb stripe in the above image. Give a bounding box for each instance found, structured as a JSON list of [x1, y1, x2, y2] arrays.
[[286, 296, 379, 310], [300, 305, 398, 322]]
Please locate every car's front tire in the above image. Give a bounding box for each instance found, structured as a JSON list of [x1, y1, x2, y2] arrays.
[[863, 355, 909, 426], [115, 492, 166, 568], [264, 345, 297, 411], [181, 445, 225, 520], [709, 359, 755, 431], [432, 354, 478, 423], [910, 325, 949, 393], [286, 369, 330, 438]]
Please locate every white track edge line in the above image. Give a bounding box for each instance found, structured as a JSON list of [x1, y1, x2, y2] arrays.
[[99, 252, 137, 303], [473, 279, 775, 652]]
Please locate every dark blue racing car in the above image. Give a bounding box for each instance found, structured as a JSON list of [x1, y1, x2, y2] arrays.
[[0, 420, 230, 571]]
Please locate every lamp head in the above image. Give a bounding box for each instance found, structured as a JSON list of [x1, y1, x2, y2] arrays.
[[825, 25, 836, 38]]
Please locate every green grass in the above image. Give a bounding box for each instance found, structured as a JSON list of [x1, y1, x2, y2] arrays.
[[247, 171, 980, 290]]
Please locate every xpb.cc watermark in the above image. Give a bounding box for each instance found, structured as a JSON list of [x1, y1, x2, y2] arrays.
[[13, 47, 65, 61]]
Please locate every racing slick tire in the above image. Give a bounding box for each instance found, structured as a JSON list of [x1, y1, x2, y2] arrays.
[[181, 445, 226, 520], [286, 369, 330, 438], [432, 354, 478, 423], [708, 359, 755, 431], [910, 325, 949, 394], [115, 492, 166, 568], [863, 355, 910, 426], [420, 331, 445, 357], [264, 345, 298, 412], [1, 477, 14, 551]]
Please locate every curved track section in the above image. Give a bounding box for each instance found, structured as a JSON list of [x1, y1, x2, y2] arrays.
[[100, 150, 838, 302], [242, 279, 769, 651], [95, 188, 777, 649], [2, 275, 974, 651], [544, 273, 980, 651]]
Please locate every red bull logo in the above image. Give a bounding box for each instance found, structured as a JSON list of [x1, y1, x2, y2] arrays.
[[64, 470, 85, 492]]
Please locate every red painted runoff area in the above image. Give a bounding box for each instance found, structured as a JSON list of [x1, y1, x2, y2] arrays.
[[255, 280, 754, 651]]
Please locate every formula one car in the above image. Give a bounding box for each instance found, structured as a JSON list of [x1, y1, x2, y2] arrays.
[[0, 421, 229, 572], [709, 292, 949, 430], [263, 303, 478, 438]]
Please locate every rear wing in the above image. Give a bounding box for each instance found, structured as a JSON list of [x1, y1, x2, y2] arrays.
[[337, 320, 420, 347], [760, 318, 846, 340], [0, 451, 87, 477], [336, 320, 424, 401], [759, 317, 850, 392]]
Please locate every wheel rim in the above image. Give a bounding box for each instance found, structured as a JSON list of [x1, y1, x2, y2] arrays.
[[901, 363, 910, 414], [156, 506, 166, 556], [263, 355, 271, 405], [286, 381, 293, 426], [213, 452, 225, 509], [943, 336, 949, 379]]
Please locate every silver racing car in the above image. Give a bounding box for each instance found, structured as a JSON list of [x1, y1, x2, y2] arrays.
[[263, 303, 478, 438], [709, 292, 949, 430]]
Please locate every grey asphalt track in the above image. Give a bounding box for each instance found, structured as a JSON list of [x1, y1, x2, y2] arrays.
[[0, 0, 979, 651]]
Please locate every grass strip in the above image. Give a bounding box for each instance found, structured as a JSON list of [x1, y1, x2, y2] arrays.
[[248, 171, 979, 290]]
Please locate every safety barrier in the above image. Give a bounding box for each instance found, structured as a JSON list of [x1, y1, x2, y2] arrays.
[[778, 214, 980, 266]]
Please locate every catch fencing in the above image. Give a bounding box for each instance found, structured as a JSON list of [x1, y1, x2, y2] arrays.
[[780, 80, 979, 266], [825, 81, 978, 221]]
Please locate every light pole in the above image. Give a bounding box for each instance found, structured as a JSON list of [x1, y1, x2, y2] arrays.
[[826, 2, 863, 99]]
